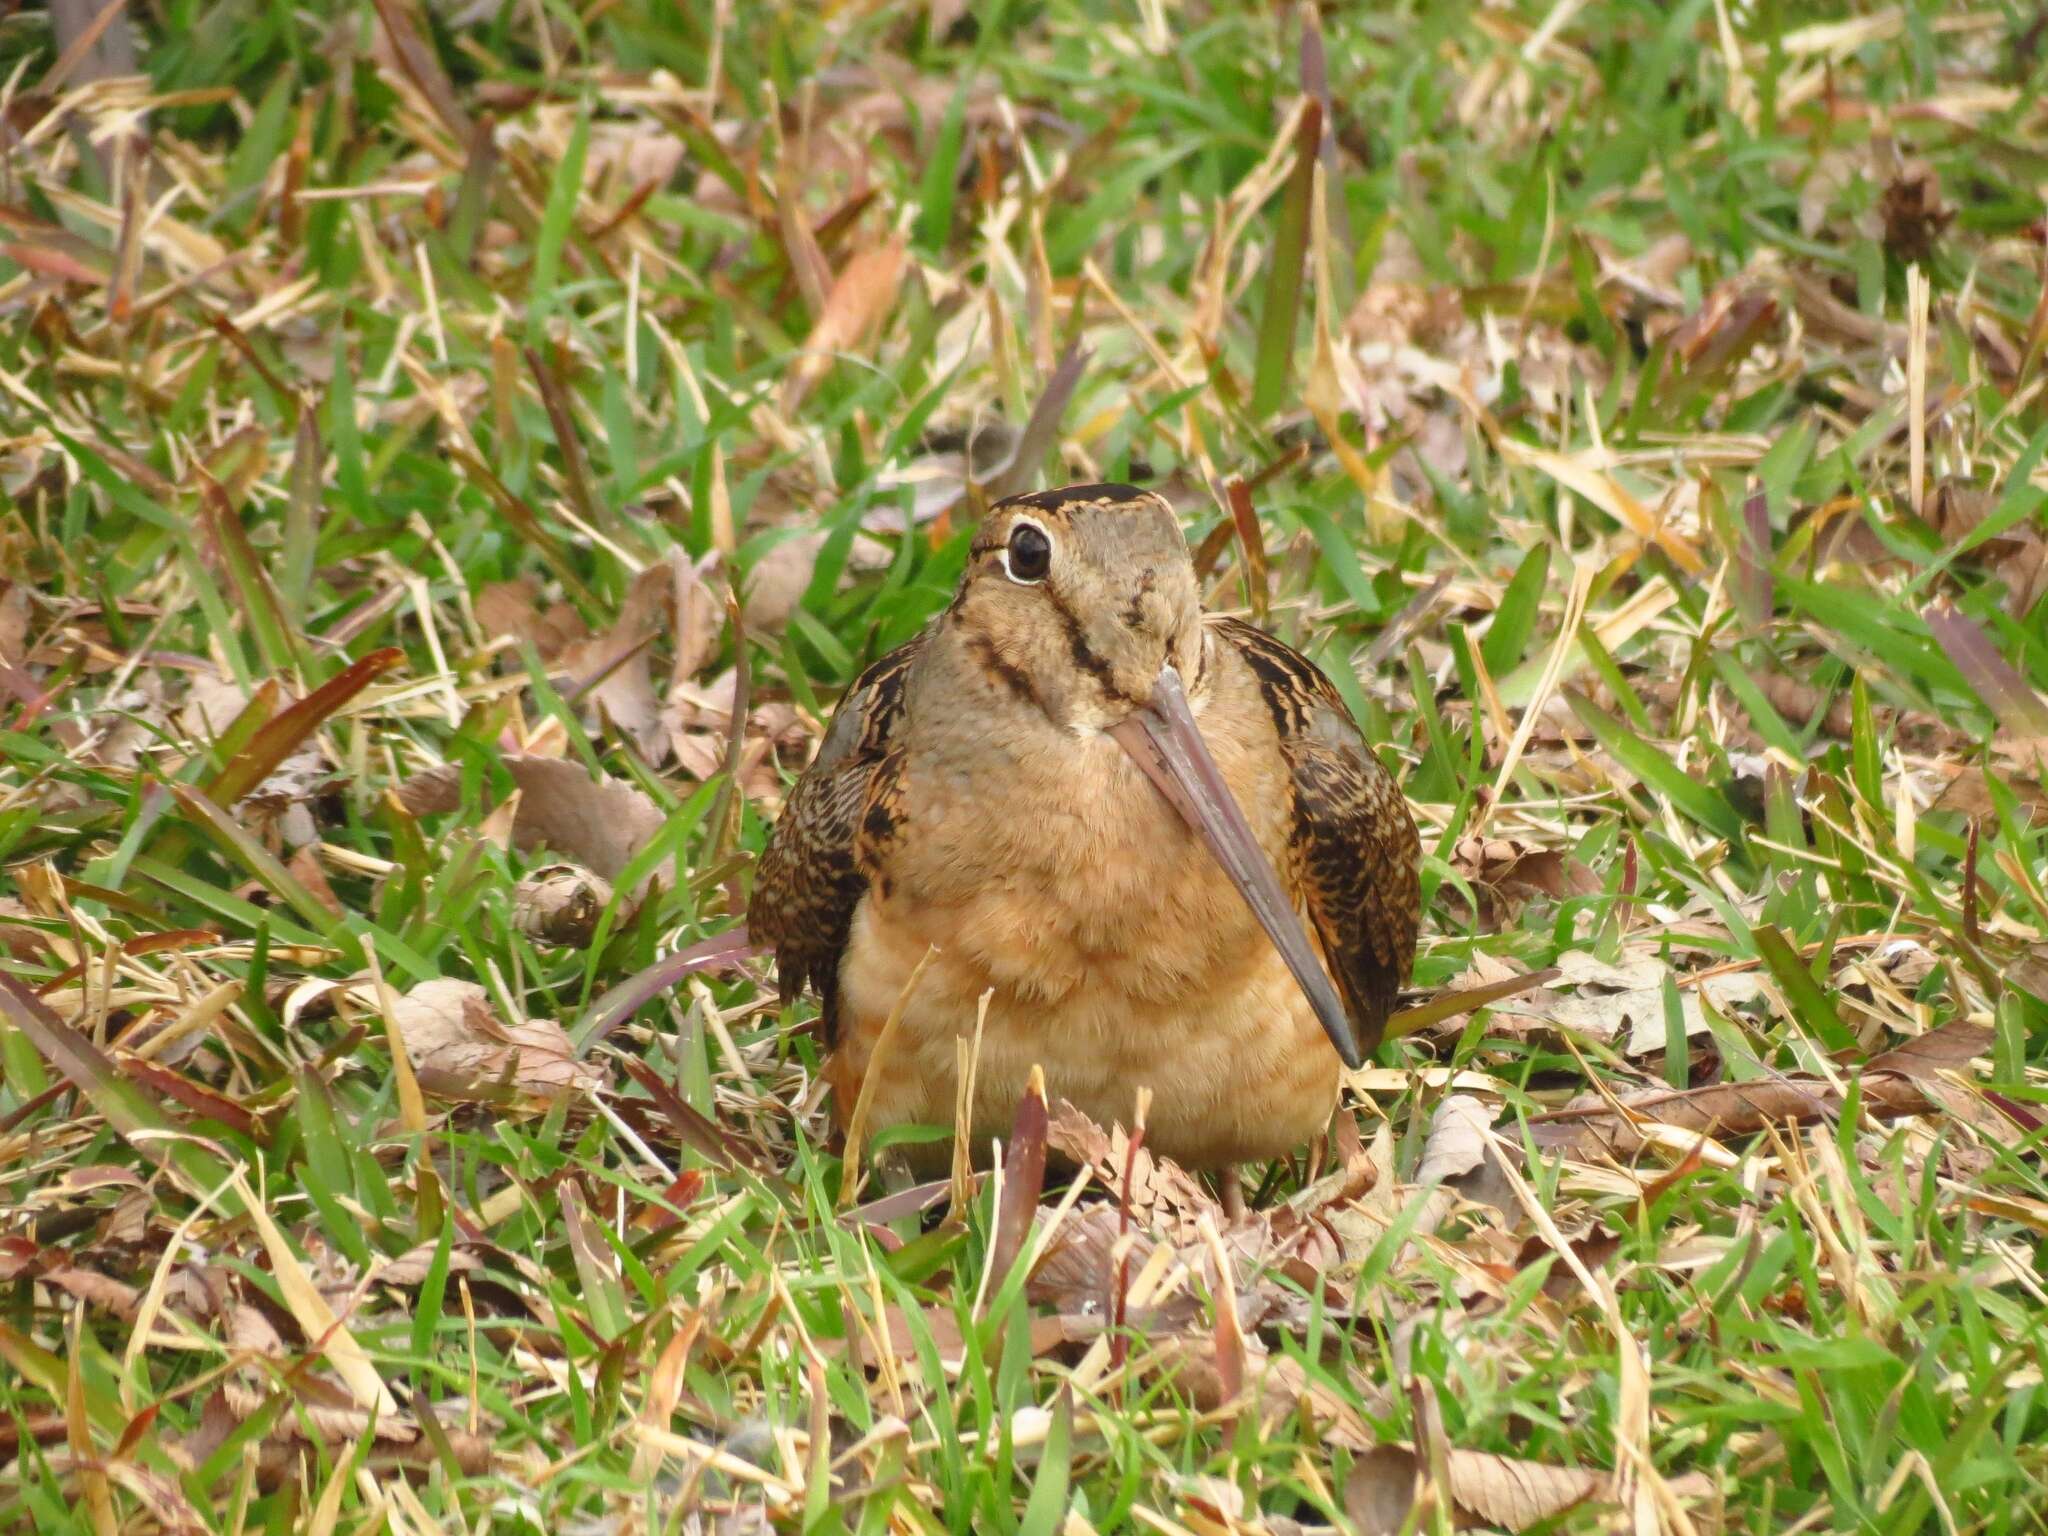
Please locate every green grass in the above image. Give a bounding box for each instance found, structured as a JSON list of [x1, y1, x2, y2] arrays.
[[3, 0, 2048, 1531]]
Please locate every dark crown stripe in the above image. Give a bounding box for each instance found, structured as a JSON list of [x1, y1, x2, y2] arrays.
[[998, 482, 1150, 514]]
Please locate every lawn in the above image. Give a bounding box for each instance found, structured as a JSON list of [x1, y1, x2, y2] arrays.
[[2, 0, 2047, 1531]]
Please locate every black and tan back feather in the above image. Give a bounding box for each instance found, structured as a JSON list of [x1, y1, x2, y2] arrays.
[[1211, 616, 1420, 1055], [750, 633, 924, 1042]]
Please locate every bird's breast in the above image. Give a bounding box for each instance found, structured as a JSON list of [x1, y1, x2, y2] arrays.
[[882, 714, 1286, 1001], [829, 695, 1338, 1169]]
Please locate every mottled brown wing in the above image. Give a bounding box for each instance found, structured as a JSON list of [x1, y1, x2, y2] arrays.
[[1212, 616, 1420, 1055], [750, 633, 923, 1041]]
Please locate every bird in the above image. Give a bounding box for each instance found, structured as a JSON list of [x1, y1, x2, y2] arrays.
[[750, 482, 1420, 1198]]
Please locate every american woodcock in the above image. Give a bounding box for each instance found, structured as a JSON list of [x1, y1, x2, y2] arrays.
[[751, 483, 1420, 1181]]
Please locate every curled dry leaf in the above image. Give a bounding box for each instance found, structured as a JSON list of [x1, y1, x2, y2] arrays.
[[85, 676, 171, 770], [1931, 731, 2048, 816], [183, 1383, 492, 1494], [582, 120, 687, 195], [1923, 480, 2048, 618], [1661, 281, 1778, 377], [181, 670, 262, 739], [365, 1240, 485, 1291], [287, 844, 346, 918], [26, 1261, 144, 1319], [25, 1163, 148, 1207], [512, 863, 616, 947], [2010, 946, 2048, 1009], [387, 977, 602, 1102], [397, 753, 675, 900], [1412, 1092, 1518, 1224], [1415, 1094, 1494, 1187], [0, 896, 45, 962], [729, 462, 904, 633], [1532, 1018, 1995, 1157], [1345, 1442, 1719, 1534]]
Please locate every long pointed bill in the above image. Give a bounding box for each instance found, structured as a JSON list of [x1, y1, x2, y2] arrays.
[[1106, 665, 1364, 1070]]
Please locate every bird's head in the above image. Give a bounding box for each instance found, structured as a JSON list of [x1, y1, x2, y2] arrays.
[[946, 481, 1363, 1068], [955, 482, 1204, 734]]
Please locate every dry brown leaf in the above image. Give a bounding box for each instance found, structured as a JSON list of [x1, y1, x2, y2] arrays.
[[180, 670, 260, 739], [1445, 836, 1601, 927], [1546, 950, 1766, 1055], [85, 677, 170, 770], [554, 558, 673, 762], [227, 1299, 287, 1358], [1880, 161, 1953, 263], [386, 977, 601, 1102], [397, 753, 675, 898], [583, 121, 687, 195], [181, 1385, 491, 1494], [365, 1242, 484, 1290], [663, 548, 723, 692], [475, 576, 587, 660], [1514, 1224, 1626, 1303], [1661, 281, 1779, 388], [1413, 1092, 1518, 1222], [1032, 1107, 1381, 1334], [480, 554, 723, 764], [1532, 1019, 1995, 1157], [2011, 947, 2048, 1008], [1045, 1098, 1219, 1244], [28, 1164, 149, 1205], [288, 844, 346, 918], [738, 527, 895, 634], [782, 235, 908, 412], [36, 1263, 144, 1319], [662, 669, 812, 801], [0, 896, 46, 963], [1415, 1094, 1493, 1186], [1345, 1442, 1719, 1533], [1148, 1330, 1378, 1448], [1931, 750, 2048, 816]]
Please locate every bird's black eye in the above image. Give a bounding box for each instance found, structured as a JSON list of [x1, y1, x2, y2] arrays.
[[1005, 521, 1052, 583]]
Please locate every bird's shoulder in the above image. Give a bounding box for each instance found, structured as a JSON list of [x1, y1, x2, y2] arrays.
[[1206, 613, 1420, 1050], [750, 629, 928, 1032]]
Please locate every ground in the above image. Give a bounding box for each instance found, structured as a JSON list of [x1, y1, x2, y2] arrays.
[[1, 1, 2047, 1532]]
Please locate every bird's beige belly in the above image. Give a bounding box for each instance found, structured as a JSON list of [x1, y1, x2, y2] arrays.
[[831, 873, 1341, 1171]]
